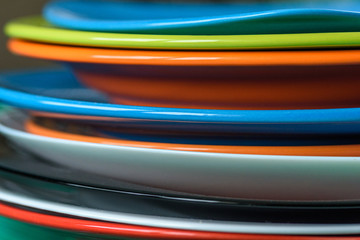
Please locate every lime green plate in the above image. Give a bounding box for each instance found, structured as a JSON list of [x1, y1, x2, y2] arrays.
[[5, 16, 360, 50]]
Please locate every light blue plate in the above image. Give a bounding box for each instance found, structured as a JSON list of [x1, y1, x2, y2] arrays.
[[44, 0, 360, 34], [0, 68, 359, 135]]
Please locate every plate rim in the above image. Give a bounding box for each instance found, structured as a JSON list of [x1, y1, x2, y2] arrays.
[[0, 68, 359, 124], [2, 185, 360, 235], [44, 0, 360, 34], [6, 16, 360, 50]]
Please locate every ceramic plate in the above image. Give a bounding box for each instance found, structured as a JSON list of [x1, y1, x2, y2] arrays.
[[44, 0, 360, 35], [5, 167, 360, 219], [0, 208, 356, 240], [1, 168, 360, 237], [2, 109, 360, 202], [71, 63, 360, 110], [3, 204, 336, 240], [0, 137, 195, 201], [10, 39, 360, 110], [0, 68, 360, 135], [5, 16, 360, 50], [0, 215, 115, 240], [2, 182, 360, 235], [27, 117, 360, 157], [10, 38, 360, 66], [4, 136, 360, 208], [0, 169, 359, 234]]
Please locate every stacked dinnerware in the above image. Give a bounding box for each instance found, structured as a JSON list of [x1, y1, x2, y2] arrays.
[[1, 0, 360, 239]]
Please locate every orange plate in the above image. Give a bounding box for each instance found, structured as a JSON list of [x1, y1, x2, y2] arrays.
[[8, 39, 360, 66], [76, 64, 360, 110], [26, 118, 360, 157], [9, 39, 360, 110]]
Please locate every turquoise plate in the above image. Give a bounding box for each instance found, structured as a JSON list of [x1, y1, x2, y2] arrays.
[[0, 68, 360, 135], [45, 0, 360, 35]]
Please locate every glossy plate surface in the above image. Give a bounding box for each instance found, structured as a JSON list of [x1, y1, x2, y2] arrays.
[[0, 215, 118, 240], [5, 16, 360, 50], [1, 168, 360, 238], [44, 0, 360, 35], [3, 131, 360, 207], [0, 68, 360, 135], [0, 210, 356, 240], [10, 38, 360, 66], [2, 109, 360, 202], [27, 117, 360, 157], [3, 205, 346, 240], [3, 168, 360, 235], [74, 64, 360, 110]]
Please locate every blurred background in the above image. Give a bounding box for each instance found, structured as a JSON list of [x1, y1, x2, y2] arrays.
[[0, 0, 52, 71]]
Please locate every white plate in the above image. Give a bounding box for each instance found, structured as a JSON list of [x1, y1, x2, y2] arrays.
[[1, 111, 360, 202]]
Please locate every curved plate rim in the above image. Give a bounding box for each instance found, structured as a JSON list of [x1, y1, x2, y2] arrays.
[[6, 16, 360, 50], [0, 68, 359, 124], [44, 0, 360, 34], [1, 185, 360, 235]]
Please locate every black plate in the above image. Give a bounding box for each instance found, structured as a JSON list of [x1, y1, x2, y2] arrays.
[[2, 165, 360, 224]]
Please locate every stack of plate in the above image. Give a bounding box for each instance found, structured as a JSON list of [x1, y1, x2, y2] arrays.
[[1, 0, 360, 239]]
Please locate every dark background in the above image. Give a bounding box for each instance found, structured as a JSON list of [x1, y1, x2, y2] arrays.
[[0, 0, 54, 71]]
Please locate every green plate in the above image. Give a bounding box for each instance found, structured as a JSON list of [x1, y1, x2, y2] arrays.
[[5, 16, 360, 50], [0, 216, 126, 240]]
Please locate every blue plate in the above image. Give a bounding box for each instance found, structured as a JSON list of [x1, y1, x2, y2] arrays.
[[0, 68, 360, 135], [44, 0, 360, 34]]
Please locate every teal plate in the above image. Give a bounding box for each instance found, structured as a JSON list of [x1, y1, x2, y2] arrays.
[[0, 216, 122, 240], [45, 0, 360, 35]]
